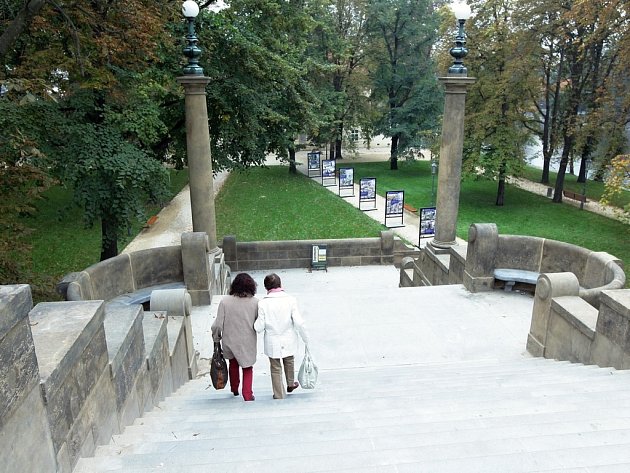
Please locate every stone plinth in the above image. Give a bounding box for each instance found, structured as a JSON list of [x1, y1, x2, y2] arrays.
[[0, 285, 56, 473], [30, 300, 118, 473]]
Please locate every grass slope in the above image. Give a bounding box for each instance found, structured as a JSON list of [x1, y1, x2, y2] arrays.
[[215, 166, 386, 242]]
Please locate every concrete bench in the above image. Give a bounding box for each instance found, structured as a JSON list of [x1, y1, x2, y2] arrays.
[[493, 268, 540, 292]]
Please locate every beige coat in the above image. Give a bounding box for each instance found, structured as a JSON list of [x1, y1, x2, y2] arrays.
[[211, 295, 258, 368], [255, 291, 308, 359]]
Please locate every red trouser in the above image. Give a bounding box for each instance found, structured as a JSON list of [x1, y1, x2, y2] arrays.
[[229, 358, 254, 401]]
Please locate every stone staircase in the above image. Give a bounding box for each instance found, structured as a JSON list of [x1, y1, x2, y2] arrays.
[[74, 357, 630, 472]]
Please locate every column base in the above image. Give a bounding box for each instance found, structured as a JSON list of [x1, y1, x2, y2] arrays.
[[427, 239, 457, 255]]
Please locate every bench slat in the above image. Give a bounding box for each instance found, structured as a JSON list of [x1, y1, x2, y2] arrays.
[[494, 269, 540, 285]]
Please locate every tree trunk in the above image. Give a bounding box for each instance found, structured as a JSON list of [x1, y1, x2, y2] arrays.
[[390, 135, 399, 170], [328, 142, 335, 160], [541, 150, 552, 184], [100, 218, 118, 261], [576, 137, 593, 183], [288, 146, 297, 174], [552, 135, 574, 203], [335, 122, 343, 160], [0, 0, 48, 60], [496, 160, 506, 206]]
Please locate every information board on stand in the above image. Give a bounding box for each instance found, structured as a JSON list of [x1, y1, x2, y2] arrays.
[[307, 151, 321, 178], [384, 190, 405, 228], [359, 177, 377, 211], [322, 159, 337, 187], [419, 207, 436, 245], [339, 168, 355, 197]]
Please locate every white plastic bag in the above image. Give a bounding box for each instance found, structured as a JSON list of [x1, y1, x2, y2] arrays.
[[298, 345, 318, 389]]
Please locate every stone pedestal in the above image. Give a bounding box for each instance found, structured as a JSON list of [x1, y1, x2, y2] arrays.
[[429, 75, 475, 252], [527, 272, 580, 357], [177, 75, 218, 251]]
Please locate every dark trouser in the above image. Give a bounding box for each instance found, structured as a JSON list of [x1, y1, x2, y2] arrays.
[[228, 358, 254, 401]]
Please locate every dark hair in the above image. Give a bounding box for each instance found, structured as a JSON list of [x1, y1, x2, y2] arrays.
[[263, 273, 282, 291], [229, 273, 257, 297]]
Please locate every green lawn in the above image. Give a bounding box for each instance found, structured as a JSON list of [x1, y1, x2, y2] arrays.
[[349, 159, 629, 283], [215, 166, 386, 241]]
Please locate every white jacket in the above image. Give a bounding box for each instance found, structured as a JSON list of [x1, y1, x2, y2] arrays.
[[255, 291, 308, 359]]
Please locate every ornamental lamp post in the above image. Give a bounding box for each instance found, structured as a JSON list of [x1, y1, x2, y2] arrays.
[[448, 1, 472, 75], [177, 1, 219, 252], [182, 0, 203, 75], [428, 1, 475, 254]]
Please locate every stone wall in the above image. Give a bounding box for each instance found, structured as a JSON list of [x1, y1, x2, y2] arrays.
[[399, 223, 630, 371], [0, 285, 193, 473], [527, 272, 630, 369], [222, 231, 418, 271], [61, 232, 228, 307]]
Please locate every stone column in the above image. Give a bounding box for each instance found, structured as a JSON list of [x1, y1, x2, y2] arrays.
[[176, 75, 218, 252], [428, 75, 475, 253]]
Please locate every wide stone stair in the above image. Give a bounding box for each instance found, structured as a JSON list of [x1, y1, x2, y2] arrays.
[[74, 357, 630, 472]]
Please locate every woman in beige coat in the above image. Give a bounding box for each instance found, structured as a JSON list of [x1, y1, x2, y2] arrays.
[[212, 273, 258, 401]]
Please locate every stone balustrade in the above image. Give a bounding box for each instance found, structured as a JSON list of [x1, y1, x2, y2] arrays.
[[223, 230, 418, 271], [400, 222, 629, 370], [60, 232, 229, 307], [0, 285, 192, 473]]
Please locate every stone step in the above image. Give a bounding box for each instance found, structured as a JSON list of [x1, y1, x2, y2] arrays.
[[170, 357, 596, 396], [74, 358, 630, 473], [111, 402, 630, 451], [158, 371, 629, 408], [75, 434, 630, 472], [99, 414, 630, 456], [168, 362, 622, 403]]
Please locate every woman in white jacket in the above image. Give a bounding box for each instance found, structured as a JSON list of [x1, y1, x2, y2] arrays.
[[254, 273, 309, 399]]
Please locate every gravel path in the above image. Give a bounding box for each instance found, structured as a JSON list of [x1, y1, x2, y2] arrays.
[[509, 177, 622, 221]]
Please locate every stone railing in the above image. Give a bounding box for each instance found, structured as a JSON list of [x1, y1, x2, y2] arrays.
[[462, 223, 625, 307], [0, 284, 192, 473], [222, 230, 418, 271], [60, 232, 230, 306], [399, 222, 629, 370], [0, 232, 232, 473], [528, 273, 630, 369]]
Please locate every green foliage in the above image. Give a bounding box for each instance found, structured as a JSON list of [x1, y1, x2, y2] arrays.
[[462, 0, 532, 184], [200, 0, 321, 169], [366, 0, 443, 161], [56, 122, 169, 240], [17, 169, 188, 302]]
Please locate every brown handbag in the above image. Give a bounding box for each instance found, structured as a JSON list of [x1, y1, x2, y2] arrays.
[[210, 341, 228, 390]]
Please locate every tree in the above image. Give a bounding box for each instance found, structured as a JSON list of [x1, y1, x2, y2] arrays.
[[462, 0, 533, 205], [199, 0, 321, 171], [1, 1, 181, 260], [515, 0, 629, 201], [366, 0, 442, 170], [601, 154, 630, 224], [306, 0, 371, 160], [0, 95, 53, 284]]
